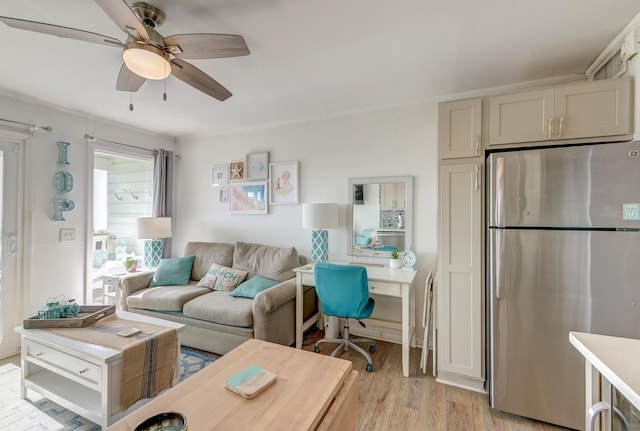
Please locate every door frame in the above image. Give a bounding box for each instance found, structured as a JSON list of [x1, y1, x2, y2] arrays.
[[0, 126, 30, 359]]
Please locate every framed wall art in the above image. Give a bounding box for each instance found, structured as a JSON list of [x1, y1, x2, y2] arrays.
[[219, 187, 229, 203], [229, 160, 245, 182], [269, 161, 299, 205], [212, 164, 228, 186], [229, 181, 268, 214], [245, 152, 269, 180]]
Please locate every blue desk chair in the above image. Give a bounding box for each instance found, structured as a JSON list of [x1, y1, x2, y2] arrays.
[[313, 263, 376, 372]]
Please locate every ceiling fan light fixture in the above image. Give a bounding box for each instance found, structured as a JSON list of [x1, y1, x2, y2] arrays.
[[123, 42, 170, 80]]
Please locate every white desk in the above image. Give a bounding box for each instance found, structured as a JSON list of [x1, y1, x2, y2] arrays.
[[293, 263, 417, 377]]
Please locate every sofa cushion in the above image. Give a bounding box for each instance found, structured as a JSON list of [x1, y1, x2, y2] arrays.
[[184, 242, 235, 281], [149, 256, 195, 287], [230, 275, 280, 299], [196, 263, 248, 291], [183, 291, 253, 327], [232, 242, 299, 282], [126, 283, 211, 311]]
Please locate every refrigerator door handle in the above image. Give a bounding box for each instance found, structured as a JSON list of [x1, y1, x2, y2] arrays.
[[495, 157, 505, 227], [494, 228, 505, 299]]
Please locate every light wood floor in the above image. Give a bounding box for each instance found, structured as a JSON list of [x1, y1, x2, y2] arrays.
[[304, 337, 575, 431], [1, 340, 575, 431]]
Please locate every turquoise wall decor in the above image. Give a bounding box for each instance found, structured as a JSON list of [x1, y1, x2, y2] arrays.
[[57, 141, 70, 165], [53, 170, 73, 193], [52, 141, 74, 221], [52, 198, 75, 221]]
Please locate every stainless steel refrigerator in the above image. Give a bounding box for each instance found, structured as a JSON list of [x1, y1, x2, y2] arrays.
[[487, 141, 640, 430]]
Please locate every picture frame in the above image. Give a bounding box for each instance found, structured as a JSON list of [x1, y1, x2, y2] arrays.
[[219, 187, 229, 203], [269, 161, 299, 205], [245, 152, 269, 180], [212, 164, 228, 186], [229, 181, 268, 214], [229, 160, 245, 182]]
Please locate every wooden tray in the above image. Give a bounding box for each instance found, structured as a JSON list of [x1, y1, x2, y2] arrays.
[[23, 305, 115, 329]]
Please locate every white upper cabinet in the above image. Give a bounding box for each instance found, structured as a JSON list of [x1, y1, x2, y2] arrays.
[[439, 98, 482, 159], [489, 78, 631, 146]]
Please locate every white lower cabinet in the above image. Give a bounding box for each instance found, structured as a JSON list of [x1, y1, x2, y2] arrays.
[[437, 162, 484, 391]]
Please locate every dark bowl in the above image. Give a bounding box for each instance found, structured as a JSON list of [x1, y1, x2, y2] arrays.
[[133, 411, 187, 431]]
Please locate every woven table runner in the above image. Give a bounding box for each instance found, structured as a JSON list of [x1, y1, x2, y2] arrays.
[[43, 315, 178, 410]]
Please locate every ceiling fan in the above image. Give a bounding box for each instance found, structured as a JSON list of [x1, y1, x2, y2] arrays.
[[0, 0, 249, 102]]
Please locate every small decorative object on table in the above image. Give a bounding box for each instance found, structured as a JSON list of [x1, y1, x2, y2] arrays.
[[125, 255, 139, 272], [401, 247, 416, 270], [133, 412, 187, 431], [225, 365, 277, 399], [389, 249, 403, 269], [24, 304, 115, 328], [37, 296, 80, 319]]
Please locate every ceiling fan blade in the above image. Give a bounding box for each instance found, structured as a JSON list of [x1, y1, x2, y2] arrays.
[[163, 34, 250, 59], [170, 59, 232, 101], [116, 64, 146, 92], [0, 16, 122, 46], [94, 0, 149, 40]]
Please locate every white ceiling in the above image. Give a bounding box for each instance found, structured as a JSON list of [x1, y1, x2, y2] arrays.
[[1, 0, 639, 138]]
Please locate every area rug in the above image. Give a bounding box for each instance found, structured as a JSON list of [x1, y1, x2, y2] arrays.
[[0, 347, 218, 430]]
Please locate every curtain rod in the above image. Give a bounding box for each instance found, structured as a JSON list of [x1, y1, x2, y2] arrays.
[[84, 134, 181, 159], [0, 118, 52, 132]]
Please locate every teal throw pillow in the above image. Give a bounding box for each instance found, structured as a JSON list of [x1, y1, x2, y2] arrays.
[[149, 256, 195, 287], [230, 275, 280, 299]]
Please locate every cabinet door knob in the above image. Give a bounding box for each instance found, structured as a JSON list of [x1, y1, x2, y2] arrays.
[[548, 118, 553, 139], [78, 368, 89, 375], [35, 352, 44, 357]]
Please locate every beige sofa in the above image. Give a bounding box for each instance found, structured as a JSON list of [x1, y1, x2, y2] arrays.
[[119, 241, 315, 354]]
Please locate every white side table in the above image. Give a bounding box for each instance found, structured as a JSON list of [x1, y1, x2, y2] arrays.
[[102, 271, 152, 309], [102, 273, 125, 307]]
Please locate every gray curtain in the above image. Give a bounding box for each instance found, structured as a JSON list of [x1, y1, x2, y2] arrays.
[[153, 149, 174, 258]]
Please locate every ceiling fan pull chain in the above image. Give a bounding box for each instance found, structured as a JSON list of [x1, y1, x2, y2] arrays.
[[129, 91, 134, 111], [163, 64, 167, 101]]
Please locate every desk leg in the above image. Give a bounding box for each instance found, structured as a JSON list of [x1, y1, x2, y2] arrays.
[[295, 272, 303, 349], [402, 283, 410, 377]]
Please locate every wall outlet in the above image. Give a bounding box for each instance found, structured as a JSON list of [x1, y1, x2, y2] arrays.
[[60, 228, 75, 241]]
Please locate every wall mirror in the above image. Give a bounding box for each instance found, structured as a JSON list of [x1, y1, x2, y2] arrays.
[[347, 176, 413, 257]]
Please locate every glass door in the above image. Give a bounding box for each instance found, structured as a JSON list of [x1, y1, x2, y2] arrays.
[[0, 140, 21, 358]]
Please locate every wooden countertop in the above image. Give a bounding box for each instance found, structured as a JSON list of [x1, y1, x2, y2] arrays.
[[569, 331, 640, 410], [106, 339, 353, 431]]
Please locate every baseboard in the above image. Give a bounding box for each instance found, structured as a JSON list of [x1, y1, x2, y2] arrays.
[[436, 371, 486, 393]]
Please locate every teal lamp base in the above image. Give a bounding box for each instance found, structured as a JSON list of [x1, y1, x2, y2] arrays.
[[311, 229, 329, 263], [144, 239, 163, 268]]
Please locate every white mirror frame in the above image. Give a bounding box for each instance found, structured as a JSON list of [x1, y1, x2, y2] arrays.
[[347, 175, 413, 258]]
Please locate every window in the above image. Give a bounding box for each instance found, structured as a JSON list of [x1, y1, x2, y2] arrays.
[[89, 148, 154, 305]]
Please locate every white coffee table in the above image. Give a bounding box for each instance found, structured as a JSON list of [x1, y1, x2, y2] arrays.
[[15, 311, 185, 429]]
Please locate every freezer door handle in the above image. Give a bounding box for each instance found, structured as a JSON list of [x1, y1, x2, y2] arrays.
[[495, 157, 505, 227], [494, 228, 505, 299]]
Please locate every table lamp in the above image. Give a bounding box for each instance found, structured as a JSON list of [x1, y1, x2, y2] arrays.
[[136, 216, 172, 268], [302, 203, 339, 263]]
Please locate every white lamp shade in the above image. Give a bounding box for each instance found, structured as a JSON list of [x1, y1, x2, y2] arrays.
[[302, 203, 339, 229], [136, 217, 172, 239]]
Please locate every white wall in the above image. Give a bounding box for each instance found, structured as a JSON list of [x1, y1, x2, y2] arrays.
[[0, 94, 174, 315], [174, 102, 439, 334]]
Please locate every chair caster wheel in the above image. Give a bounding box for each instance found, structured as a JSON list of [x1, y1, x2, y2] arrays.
[[366, 363, 374, 372], [314, 346, 320, 353], [369, 345, 376, 353]]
